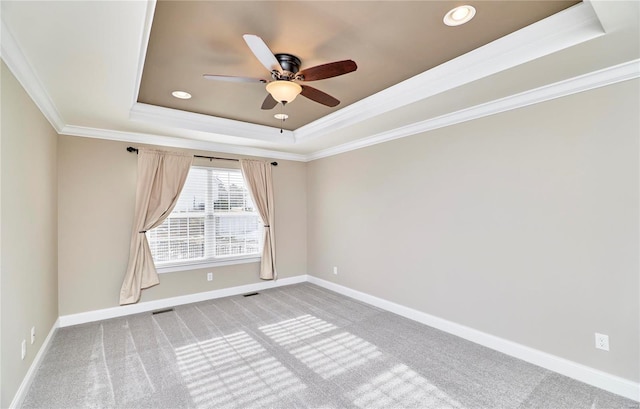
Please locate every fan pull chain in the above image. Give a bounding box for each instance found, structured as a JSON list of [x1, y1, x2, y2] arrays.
[[275, 103, 288, 133]]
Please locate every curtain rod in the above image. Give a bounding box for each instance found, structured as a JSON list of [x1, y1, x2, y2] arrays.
[[126, 147, 277, 166]]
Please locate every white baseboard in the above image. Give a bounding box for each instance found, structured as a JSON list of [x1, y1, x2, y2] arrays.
[[22, 274, 640, 403], [11, 276, 307, 407], [307, 276, 640, 402], [58, 275, 308, 327], [10, 318, 60, 409]]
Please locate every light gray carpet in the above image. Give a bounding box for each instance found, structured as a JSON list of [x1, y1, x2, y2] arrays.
[[21, 283, 638, 408]]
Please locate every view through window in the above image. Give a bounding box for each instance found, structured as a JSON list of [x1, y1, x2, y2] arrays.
[[146, 166, 263, 267]]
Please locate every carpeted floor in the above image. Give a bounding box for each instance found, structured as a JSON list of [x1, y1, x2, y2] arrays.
[[21, 283, 638, 408]]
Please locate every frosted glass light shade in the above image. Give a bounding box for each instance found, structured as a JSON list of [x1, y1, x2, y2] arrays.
[[266, 80, 302, 104]]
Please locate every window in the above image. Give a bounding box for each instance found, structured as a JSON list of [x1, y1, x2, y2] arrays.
[[146, 166, 263, 271]]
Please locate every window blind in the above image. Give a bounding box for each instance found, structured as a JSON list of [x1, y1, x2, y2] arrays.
[[146, 166, 263, 266]]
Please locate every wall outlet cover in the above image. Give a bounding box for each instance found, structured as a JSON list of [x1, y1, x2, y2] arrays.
[[595, 333, 609, 351]]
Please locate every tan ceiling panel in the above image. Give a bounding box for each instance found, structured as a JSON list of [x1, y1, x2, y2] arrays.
[[140, 1, 580, 130]]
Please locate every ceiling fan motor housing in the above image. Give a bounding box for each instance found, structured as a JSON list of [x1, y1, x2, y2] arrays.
[[275, 53, 301, 78]]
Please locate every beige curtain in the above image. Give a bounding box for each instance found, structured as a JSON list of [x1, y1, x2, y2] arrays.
[[119, 148, 193, 305], [240, 159, 277, 280]]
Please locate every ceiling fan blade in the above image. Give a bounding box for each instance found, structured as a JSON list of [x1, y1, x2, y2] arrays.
[[203, 74, 266, 83], [298, 60, 357, 81], [261, 94, 278, 110], [243, 34, 282, 73], [300, 85, 340, 107]]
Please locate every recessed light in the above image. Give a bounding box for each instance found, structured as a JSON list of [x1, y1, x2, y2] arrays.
[[274, 113, 289, 120], [443, 5, 476, 26], [171, 90, 192, 99]]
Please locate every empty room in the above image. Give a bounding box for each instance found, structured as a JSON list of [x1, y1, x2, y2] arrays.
[[1, 1, 638, 408]]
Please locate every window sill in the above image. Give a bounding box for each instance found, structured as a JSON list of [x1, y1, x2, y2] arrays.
[[156, 256, 261, 274]]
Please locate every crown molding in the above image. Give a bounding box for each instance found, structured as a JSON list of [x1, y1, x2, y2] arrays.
[[294, 1, 605, 142], [307, 59, 640, 161], [3, 0, 631, 165], [130, 103, 295, 144], [1, 6, 300, 161], [128, 2, 604, 146], [130, 0, 156, 107], [60, 125, 307, 162], [0, 16, 65, 132], [65, 53, 640, 164]]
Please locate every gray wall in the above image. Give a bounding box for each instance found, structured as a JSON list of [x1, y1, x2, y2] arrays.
[[307, 80, 639, 382], [57, 135, 307, 315], [2, 58, 638, 404], [1, 62, 59, 408]]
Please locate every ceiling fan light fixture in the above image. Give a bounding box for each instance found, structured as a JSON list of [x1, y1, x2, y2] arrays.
[[443, 5, 476, 26], [266, 80, 302, 104]]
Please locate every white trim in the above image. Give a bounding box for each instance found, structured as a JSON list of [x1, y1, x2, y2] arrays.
[[307, 59, 640, 161], [129, 103, 295, 145], [4, 0, 634, 165], [34, 276, 640, 402], [59, 125, 307, 162], [124, 2, 604, 147], [156, 256, 261, 274], [307, 276, 640, 402], [59, 58, 640, 164], [131, 0, 157, 107], [9, 318, 60, 409], [67, 58, 639, 164], [294, 1, 604, 142], [58, 275, 308, 327], [0, 17, 65, 132]]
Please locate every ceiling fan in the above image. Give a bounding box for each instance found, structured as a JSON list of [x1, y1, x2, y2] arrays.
[[203, 34, 357, 110]]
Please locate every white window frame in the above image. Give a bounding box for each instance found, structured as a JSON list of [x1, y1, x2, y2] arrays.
[[147, 165, 263, 274]]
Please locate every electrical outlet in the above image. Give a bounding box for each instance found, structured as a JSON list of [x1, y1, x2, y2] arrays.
[[595, 333, 609, 351], [31, 326, 36, 345], [207, 272, 213, 281], [333, 266, 338, 275], [21, 339, 26, 360]]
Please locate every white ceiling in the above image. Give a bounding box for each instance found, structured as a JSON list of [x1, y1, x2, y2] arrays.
[[1, 1, 638, 162]]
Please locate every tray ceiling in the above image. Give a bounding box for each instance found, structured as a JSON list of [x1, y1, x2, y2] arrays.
[[139, 1, 580, 130], [1, 1, 638, 160]]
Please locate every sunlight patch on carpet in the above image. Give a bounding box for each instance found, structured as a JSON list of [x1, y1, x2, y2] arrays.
[[348, 363, 465, 408], [259, 314, 337, 345], [175, 331, 306, 407], [290, 332, 382, 379]]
